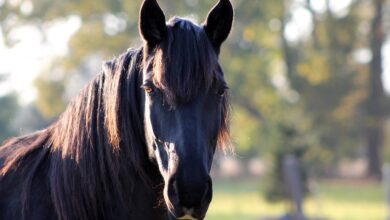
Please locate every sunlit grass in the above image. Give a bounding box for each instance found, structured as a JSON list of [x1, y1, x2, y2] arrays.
[[206, 179, 386, 220]]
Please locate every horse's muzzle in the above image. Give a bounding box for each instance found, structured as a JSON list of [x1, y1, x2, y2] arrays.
[[165, 176, 213, 220]]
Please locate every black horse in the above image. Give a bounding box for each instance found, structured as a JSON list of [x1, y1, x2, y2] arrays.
[[0, 0, 233, 219]]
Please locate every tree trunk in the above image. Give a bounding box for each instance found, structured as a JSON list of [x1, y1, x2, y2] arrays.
[[367, 0, 385, 179]]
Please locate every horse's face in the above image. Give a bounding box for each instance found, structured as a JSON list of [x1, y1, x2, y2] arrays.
[[139, 0, 233, 219], [142, 78, 224, 219]]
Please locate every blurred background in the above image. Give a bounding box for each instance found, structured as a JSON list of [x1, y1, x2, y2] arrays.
[[1, 0, 390, 219]]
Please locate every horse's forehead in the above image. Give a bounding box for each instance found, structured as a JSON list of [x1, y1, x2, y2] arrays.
[[140, 18, 221, 105]]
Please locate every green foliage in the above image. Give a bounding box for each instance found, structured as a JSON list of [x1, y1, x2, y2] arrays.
[[264, 123, 310, 203], [0, 93, 18, 143], [34, 76, 66, 120]]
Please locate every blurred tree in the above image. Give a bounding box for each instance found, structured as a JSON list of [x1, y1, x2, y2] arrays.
[[0, 75, 19, 143], [366, 0, 386, 179], [279, 0, 385, 176], [34, 74, 66, 120], [0, 94, 18, 143], [264, 123, 309, 203]]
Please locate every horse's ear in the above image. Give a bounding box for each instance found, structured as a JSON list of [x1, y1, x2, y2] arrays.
[[139, 0, 167, 47], [203, 0, 233, 52]]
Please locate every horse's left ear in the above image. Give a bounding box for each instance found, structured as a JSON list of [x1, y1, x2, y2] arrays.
[[203, 0, 234, 52], [139, 0, 167, 47]]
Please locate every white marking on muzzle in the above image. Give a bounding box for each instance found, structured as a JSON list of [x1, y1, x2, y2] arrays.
[[177, 208, 197, 220], [177, 214, 197, 220]]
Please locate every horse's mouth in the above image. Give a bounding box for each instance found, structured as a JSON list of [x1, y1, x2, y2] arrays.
[[177, 214, 198, 220], [168, 208, 203, 220]]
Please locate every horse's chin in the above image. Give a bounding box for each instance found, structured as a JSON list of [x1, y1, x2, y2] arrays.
[[167, 206, 207, 220], [168, 212, 200, 220], [163, 196, 204, 220], [164, 192, 208, 220], [177, 214, 198, 220]]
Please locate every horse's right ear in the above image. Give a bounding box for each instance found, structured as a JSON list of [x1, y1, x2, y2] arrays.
[[139, 0, 167, 47]]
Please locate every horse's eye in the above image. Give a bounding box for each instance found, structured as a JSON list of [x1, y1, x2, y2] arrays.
[[145, 87, 154, 94], [217, 87, 228, 97], [142, 85, 155, 94]]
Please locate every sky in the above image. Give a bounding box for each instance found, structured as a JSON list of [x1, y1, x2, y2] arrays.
[[0, 0, 389, 104]]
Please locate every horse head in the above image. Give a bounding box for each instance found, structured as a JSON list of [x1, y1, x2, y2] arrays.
[[139, 0, 233, 219]]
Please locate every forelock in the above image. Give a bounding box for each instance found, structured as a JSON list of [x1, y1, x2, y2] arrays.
[[151, 17, 220, 105]]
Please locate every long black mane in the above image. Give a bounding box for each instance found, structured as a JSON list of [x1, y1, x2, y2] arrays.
[[0, 48, 151, 219], [0, 17, 230, 220]]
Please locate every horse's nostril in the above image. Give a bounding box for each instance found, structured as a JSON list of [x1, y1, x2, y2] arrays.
[[167, 176, 213, 210]]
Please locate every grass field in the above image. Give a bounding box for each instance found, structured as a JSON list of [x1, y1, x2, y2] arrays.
[[206, 179, 386, 220]]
